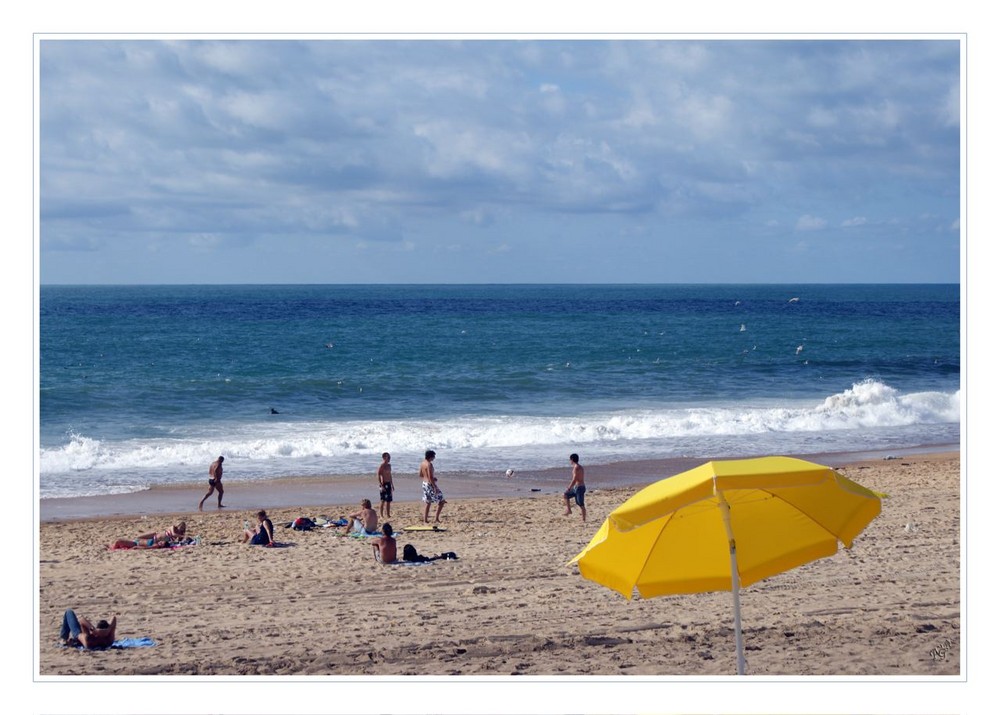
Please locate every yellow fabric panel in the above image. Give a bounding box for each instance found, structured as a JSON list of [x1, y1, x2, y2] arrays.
[[573, 456, 881, 599]]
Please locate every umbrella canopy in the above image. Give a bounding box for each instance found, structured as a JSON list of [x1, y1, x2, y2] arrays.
[[570, 456, 881, 673]]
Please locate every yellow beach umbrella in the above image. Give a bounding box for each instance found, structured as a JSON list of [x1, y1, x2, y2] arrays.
[[570, 456, 881, 675]]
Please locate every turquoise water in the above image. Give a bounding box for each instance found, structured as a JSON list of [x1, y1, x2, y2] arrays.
[[39, 284, 960, 498]]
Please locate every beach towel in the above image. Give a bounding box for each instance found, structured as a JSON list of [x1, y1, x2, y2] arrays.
[[112, 637, 156, 648], [61, 637, 156, 650], [348, 529, 384, 538], [351, 530, 400, 538], [109, 538, 199, 551], [109, 541, 166, 551], [169, 538, 200, 549], [377, 558, 435, 566]]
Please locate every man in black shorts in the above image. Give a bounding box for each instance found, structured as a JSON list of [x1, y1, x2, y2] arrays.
[[378, 452, 394, 518], [199, 455, 225, 510]]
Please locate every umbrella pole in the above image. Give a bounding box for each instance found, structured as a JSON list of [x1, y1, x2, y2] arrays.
[[718, 494, 747, 675]]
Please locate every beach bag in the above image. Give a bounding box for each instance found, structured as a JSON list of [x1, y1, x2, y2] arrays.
[[291, 517, 315, 531], [402, 544, 429, 562]]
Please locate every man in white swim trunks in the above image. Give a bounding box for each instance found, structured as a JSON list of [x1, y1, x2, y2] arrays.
[[420, 450, 446, 523]]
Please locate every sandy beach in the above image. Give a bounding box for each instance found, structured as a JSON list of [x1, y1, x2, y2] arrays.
[[37, 452, 960, 677]]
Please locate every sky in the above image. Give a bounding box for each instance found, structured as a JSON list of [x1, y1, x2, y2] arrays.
[[38, 38, 961, 285]]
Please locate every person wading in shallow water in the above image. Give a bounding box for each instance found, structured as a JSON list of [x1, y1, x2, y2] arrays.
[[199, 455, 225, 511]]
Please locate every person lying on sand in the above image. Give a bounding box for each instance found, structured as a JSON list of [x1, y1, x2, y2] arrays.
[[371, 523, 397, 563], [343, 499, 379, 535], [242, 510, 274, 546], [136, 521, 186, 544], [110, 521, 188, 550], [60, 609, 116, 649]]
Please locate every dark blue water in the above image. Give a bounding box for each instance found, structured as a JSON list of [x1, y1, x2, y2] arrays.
[[39, 284, 960, 497]]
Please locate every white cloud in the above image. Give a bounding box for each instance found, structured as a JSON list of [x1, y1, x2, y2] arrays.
[[796, 215, 828, 231], [39, 39, 961, 284]]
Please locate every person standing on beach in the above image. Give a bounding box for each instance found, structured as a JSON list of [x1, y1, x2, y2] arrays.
[[378, 452, 394, 518], [563, 453, 587, 522], [420, 449, 446, 523], [199, 455, 225, 511]]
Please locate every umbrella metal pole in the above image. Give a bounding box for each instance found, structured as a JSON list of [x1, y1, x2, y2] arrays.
[[718, 494, 747, 675]]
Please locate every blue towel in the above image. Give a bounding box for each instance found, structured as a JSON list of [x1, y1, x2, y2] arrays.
[[61, 637, 156, 650], [348, 528, 384, 538], [112, 637, 156, 648]]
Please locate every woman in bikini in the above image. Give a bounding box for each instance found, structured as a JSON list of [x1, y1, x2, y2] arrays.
[[110, 536, 166, 550], [136, 521, 186, 544], [110, 521, 187, 550]]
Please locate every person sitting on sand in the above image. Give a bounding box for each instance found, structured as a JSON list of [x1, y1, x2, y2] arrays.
[[60, 609, 117, 649], [343, 499, 379, 535], [242, 510, 274, 546], [371, 522, 397, 563]]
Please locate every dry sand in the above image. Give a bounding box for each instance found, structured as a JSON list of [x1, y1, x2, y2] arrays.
[[37, 453, 960, 677]]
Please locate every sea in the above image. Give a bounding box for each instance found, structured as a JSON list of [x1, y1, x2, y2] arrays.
[[38, 284, 961, 500]]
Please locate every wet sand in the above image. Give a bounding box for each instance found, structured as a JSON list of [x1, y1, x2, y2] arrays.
[[39, 445, 954, 522]]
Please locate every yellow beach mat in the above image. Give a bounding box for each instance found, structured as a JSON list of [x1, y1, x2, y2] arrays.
[[402, 525, 447, 532]]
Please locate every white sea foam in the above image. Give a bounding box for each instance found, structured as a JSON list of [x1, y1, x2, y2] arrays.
[[39, 379, 960, 498]]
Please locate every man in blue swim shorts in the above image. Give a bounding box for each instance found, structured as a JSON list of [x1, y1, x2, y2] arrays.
[[563, 453, 587, 522]]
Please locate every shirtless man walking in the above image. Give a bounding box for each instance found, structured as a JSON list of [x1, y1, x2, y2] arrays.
[[563, 453, 587, 522], [199, 455, 225, 511], [377, 452, 394, 518], [420, 449, 446, 523]]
